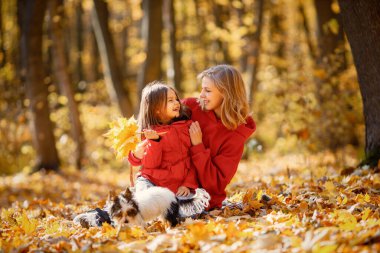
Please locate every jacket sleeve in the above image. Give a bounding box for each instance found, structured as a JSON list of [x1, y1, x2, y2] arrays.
[[142, 139, 163, 168], [190, 139, 244, 194], [128, 151, 142, 166], [181, 165, 199, 190]]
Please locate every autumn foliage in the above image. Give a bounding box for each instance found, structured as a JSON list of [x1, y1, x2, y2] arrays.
[[104, 116, 140, 160], [1, 153, 380, 252]]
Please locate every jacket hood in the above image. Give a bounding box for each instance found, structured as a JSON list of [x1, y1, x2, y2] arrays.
[[235, 116, 256, 138]]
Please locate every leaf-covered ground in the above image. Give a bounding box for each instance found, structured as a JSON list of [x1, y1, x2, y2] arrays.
[[1, 151, 380, 252]]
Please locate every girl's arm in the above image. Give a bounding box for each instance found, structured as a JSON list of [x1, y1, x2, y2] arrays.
[[141, 139, 163, 168], [128, 130, 163, 168], [127, 140, 149, 166]]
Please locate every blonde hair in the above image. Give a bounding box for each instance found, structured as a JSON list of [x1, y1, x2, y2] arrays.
[[198, 65, 250, 130], [138, 81, 189, 131]]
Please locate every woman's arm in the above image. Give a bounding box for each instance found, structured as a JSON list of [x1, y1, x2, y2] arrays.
[[190, 141, 244, 194], [189, 121, 244, 194], [181, 165, 199, 190]]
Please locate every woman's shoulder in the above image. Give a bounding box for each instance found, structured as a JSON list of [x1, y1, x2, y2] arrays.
[[234, 116, 256, 139]]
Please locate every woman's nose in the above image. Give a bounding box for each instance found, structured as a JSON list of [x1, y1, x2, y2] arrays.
[[200, 90, 205, 98]]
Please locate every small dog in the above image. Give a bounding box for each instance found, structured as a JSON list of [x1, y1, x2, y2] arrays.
[[73, 186, 210, 231]]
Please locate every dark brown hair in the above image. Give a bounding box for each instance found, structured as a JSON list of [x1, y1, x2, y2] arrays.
[[138, 81, 189, 131]]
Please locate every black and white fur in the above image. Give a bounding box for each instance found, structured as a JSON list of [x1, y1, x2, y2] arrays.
[[105, 186, 210, 230]]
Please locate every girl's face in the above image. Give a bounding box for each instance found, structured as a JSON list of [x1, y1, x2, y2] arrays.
[[199, 76, 223, 115], [158, 89, 180, 124]]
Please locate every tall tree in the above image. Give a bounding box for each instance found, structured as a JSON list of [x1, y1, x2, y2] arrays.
[[212, 1, 232, 64], [138, 0, 163, 99], [164, 0, 183, 94], [92, 0, 133, 116], [75, 1, 84, 83], [248, 0, 265, 105], [18, 0, 60, 172], [338, 0, 380, 165], [83, 4, 99, 83], [0, 1, 5, 67], [49, 0, 85, 170], [314, 0, 346, 75]]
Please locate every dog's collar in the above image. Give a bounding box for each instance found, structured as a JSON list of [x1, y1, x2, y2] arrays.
[[95, 208, 112, 224]]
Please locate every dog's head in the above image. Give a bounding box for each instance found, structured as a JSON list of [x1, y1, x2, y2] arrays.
[[105, 188, 140, 225]]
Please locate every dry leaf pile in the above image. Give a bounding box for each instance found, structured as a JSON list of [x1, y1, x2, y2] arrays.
[[1, 153, 380, 252]]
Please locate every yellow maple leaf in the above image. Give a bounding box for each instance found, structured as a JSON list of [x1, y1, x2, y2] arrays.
[[248, 200, 264, 210], [312, 243, 338, 253], [334, 210, 357, 231], [324, 181, 335, 193], [101, 222, 117, 238], [16, 211, 38, 235], [361, 208, 371, 221], [104, 116, 140, 160]]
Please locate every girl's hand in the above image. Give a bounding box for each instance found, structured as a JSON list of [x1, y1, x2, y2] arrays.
[[132, 139, 149, 159], [189, 121, 202, 146], [143, 129, 160, 140], [176, 186, 191, 196]]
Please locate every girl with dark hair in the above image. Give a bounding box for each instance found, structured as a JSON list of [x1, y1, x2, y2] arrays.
[[129, 81, 197, 197]]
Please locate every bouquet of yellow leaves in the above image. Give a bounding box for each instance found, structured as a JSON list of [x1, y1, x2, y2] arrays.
[[104, 116, 140, 160]]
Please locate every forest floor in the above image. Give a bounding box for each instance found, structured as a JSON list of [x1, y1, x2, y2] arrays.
[[1, 150, 380, 252]]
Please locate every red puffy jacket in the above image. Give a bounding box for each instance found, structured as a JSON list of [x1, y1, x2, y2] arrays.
[[128, 120, 198, 193], [182, 98, 256, 209]]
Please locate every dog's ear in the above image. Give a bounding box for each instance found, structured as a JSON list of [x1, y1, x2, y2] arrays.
[[107, 190, 116, 202], [127, 208, 138, 217], [122, 187, 133, 200]]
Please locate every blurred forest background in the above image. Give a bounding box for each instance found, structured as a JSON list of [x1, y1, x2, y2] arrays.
[[0, 0, 370, 175]]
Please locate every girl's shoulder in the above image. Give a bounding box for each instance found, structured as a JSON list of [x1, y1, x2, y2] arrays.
[[171, 119, 193, 127]]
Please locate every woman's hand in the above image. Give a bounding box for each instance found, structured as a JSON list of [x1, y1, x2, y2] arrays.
[[189, 121, 202, 146], [143, 129, 160, 140], [132, 139, 149, 159], [176, 186, 191, 197]]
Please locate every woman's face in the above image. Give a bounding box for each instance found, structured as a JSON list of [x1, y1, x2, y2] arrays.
[[199, 77, 223, 113]]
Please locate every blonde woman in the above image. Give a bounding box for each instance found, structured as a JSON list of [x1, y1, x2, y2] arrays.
[[182, 65, 256, 209]]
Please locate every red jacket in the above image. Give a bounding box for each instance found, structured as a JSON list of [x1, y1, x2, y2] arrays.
[[128, 120, 198, 193], [182, 98, 256, 209]]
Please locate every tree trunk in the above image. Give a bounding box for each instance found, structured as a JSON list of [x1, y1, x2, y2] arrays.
[[75, 2, 84, 82], [19, 0, 60, 172], [338, 0, 380, 165], [193, 0, 209, 71], [49, 0, 85, 170], [137, 0, 163, 100], [268, 0, 286, 74], [0, 1, 5, 67], [315, 0, 346, 74], [212, 1, 232, 64], [164, 0, 183, 94], [92, 0, 133, 116], [83, 5, 99, 83], [248, 0, 265, 105]]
